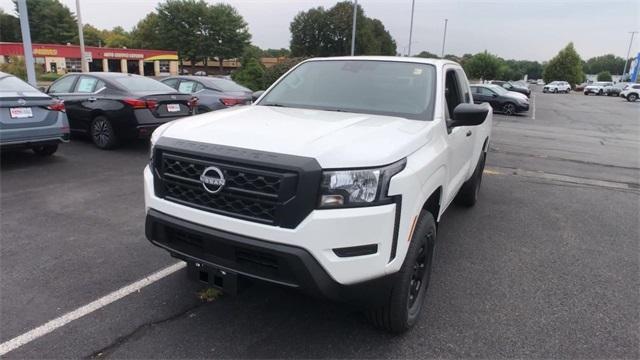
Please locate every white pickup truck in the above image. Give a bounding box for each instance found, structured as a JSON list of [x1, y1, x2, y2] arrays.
[[144, 57, 492, 332]]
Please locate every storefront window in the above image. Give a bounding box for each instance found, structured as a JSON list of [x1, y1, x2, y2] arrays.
[[65, 58, 82, 72], [159, 60, 170, 74]]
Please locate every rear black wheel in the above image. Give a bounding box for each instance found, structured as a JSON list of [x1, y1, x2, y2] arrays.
[[455, 151, 486, 207], [91, 116, 118, 150], [366, 211, 436, 333], [32, 144, 58, 156]]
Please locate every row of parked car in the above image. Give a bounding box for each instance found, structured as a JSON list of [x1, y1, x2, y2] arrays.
[[0, 71, 253, 155]]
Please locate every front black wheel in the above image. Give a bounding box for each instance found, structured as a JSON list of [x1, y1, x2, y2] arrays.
[[367, 211, 436, 333], [627, 93, 638, 102], [91, 116, 118, 150], [502, 102, 516, 115], [455, 151, 486, 207], [32, 144, 58, 156]]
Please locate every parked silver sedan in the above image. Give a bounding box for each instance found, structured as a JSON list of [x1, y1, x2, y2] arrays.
[[0, 71, 69, 155]]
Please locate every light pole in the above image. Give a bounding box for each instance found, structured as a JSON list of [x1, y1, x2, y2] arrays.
[[17, 0, 36, 86], [441, 19, 448, 58], [76, 0, 89, 72], [351, 0, 358, 56], [408, 0, 415, 56], [622, 31, 638, 80]]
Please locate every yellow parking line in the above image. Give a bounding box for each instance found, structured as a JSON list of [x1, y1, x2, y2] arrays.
[[483, 169, 502, 175]]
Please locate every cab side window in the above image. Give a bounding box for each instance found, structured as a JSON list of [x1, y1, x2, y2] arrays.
[[456, 69, 471, 103], [444, 69, 463, 119], [49, 75, 76, 94]]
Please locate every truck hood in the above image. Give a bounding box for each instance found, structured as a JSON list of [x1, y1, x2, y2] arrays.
[[157, 105, 435, 168]]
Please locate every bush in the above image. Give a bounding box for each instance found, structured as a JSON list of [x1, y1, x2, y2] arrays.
[[38, 72, 62, 82], [231, 58, 265, 91], [596, 71, 612, 82], [0, 56, 44, 81]]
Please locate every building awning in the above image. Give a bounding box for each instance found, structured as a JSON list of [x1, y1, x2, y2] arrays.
[[144, 54, 178, 61]]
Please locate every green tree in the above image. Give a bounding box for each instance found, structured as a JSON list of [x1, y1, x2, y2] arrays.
[[542, 43, 585, 86], [14, 0, 77, 44], [103, 26, 132, 48], [0, 9, 21, 42], [596, 71, 612, 81], [290, 2, 396, 57], [129, 13, 164, 49], [263, 48, 291, 58], [415, 51, 439, 59], [583, 54, 625, 75], [206, 3, 251, 71], [72, 24, 104, 47], [156, 0, 209, 72], [464, 51, 501, 81]]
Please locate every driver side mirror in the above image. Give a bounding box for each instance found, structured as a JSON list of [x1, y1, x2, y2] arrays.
[[450, 103, 490, 128], [252, 90, 265, 101], [492, 93, 498, 98]]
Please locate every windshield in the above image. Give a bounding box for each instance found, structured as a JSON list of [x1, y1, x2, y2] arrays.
[[0, 75, 41, 93], [112, 76, 176, 92], [488, 84, 508, 95], [206, 78, 250, 92], [259, 60, 437, 120]]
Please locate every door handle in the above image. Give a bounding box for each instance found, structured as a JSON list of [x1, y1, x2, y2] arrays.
[[87, 97, 97, 102], [466, 130, 472, 137]]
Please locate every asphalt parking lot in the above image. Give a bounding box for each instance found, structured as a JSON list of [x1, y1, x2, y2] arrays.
[[1, 88, 639, 359]]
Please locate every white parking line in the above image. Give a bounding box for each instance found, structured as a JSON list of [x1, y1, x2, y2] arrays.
[[532, 93, 537, 120], [0, 261, 186, 356]]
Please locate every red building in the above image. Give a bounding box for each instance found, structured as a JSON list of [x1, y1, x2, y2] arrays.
[[0, 42, 179, 76]]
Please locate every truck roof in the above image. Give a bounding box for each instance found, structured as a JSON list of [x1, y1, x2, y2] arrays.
[[305, 56, 461, 67]]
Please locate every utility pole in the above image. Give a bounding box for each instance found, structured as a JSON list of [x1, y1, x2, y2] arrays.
[[408, 0, 415, 56], [350, 0, 358, 56], [441, 19, 448, 58], [76, 0, 89, 72], [17, 0, 36, 86], [622, 31, 638, 80]]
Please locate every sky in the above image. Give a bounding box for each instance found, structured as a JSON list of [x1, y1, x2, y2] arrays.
[[1, 0, 638, 61]]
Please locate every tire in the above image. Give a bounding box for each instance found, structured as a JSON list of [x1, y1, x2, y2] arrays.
[[502, 102, 516, 115], [597, 90, 603, 96], [455, 151, 486, 207], [366, 211, 436, 333], [542, 89, 547, 93], [584, 92, 589, 96], [628, 93, 638, 102], [90, 116, 118, 149], [553, 88, 558, 93], [32, 144, 58, 156]]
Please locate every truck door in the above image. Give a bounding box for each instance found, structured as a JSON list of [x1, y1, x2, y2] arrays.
[[443, 67, 476, 204]]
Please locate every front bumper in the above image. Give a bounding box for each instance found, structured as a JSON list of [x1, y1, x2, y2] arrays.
[[516, 103, 530, 112], [143, 166, 398, 286], [145, 209, 396, 305]]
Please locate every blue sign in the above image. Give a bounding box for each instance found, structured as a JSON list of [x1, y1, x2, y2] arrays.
[[630, 52, 640, 82]]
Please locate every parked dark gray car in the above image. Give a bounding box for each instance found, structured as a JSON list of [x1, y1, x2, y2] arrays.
[[161, 76, 252, 113], [0, 71, 69, 155]]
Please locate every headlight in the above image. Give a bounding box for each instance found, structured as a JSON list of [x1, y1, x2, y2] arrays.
[[318, 159, 406, 208]]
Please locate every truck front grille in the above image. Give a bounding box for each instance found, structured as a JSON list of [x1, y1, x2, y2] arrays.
[[151, 138, 322, 229], [155, 152, 296, 225]]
